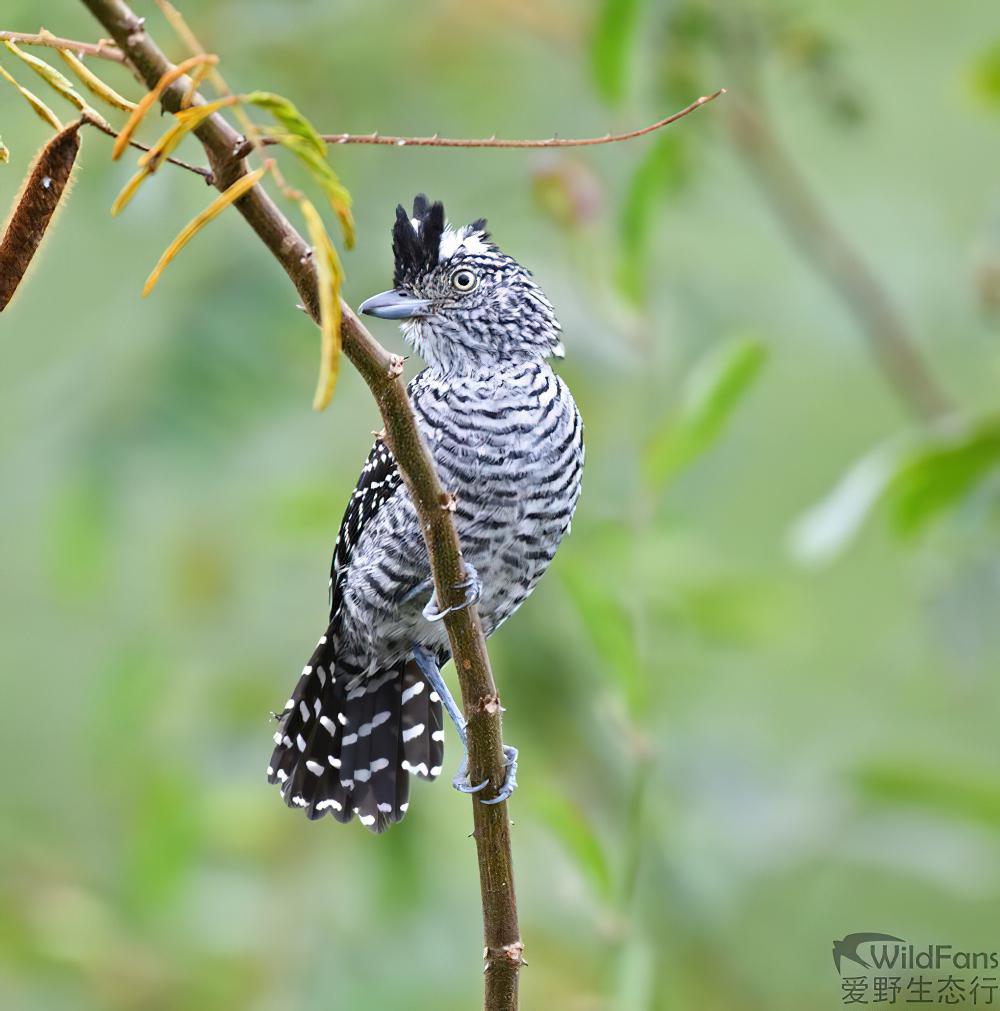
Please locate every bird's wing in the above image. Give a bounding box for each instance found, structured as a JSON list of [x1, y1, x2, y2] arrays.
[[328, 436, 404, 626]]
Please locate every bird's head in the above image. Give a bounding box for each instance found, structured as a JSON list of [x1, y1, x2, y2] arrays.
[[359, 195, 563, 373]]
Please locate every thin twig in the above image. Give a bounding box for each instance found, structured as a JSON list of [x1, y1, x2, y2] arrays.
[[82, 111, 214, 180], [0, 29, 124, 63], [260, 89, 725, 151], [77, 1, 526, 1007], [1, 26, 724, 160]]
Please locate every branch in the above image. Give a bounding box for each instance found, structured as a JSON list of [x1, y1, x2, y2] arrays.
[[81, 111, 214, 180], [262, 89, 725, 151], [727, 98, 951, 420], [718, 17, 952, 420], [76, 0, 523, 1005], [0, 29, 124, 62], [2, 26, 723, 160]]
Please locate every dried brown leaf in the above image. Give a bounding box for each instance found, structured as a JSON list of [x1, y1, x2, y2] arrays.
[[0, 120, 82, 310]]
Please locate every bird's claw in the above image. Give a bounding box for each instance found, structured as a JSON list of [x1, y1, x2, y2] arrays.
[[451, 745, 518, 803], [481, 745, 518, 806], [422, 562, 481, 623], [452, 754, 489, 794]]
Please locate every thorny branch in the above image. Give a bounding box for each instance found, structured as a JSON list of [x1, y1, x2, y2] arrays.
[[6, 7, 722, 1008], [2, 29, 722, 156], [0, 29, 124, 62], [81, 111, 213, 179], [292, 89, 725, 150], [74, 1, 528, 1007]]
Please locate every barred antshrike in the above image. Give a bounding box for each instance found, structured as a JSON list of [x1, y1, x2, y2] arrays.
[[267, 196, 584, 831]]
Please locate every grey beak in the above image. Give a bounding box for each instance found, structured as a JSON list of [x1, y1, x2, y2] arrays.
[[359, 288, 431, 320]]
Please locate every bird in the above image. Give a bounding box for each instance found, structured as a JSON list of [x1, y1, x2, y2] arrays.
[[267, 195, 584, 832]]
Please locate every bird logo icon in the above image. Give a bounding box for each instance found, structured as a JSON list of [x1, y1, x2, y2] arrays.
[[832, 933, 906, 974]]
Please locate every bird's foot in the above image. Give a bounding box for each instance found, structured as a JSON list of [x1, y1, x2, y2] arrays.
[[451, 745, 519, 805], [452, 753, 489, 795], [422, 562, 481, 623], [482, 745, 519, 805]]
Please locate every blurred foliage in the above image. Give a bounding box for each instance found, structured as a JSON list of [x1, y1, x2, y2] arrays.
[[591, 0, 644, 105], [793, 419, 1000, 562], [644, 336, 767, 490], [2, 1, 1000, 1010], [971, 38, 1000, 106]]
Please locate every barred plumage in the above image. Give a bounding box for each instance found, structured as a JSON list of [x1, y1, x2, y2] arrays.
[[268, 196, 583, 831]]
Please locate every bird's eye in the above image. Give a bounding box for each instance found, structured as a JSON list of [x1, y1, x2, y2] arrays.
[[450, 268, 478, 292]]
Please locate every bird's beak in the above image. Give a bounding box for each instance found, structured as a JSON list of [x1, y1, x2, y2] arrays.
[[358, 288, 431, 320]]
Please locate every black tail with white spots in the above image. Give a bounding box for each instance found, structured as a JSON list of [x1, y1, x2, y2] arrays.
[[267, 636, 445, 832]]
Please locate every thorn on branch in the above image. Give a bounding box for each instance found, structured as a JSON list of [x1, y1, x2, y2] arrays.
[[439, 490, 457, 512], [386, 353, 405, 379], [477, 694, 502, 716], [484, 941, 526, 972]]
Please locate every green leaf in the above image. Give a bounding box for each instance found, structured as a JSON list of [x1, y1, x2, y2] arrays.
[[791, 416, 1000, 564], [125, 771, 203, 914], [279, 134, 355, 248], [531, 786, 613, 902], [617, 132, 688, 303], [970, 39, 1000, 106], [855, 761, 1000, 830], [789, 437, 908, 565], [243, 91, 326, 157], [885, 419, 1000, 536], [244, 91, 355, 248], [591, 0, 643, 104], [644, 337, 767, 490], [560, 528, 646, 712]]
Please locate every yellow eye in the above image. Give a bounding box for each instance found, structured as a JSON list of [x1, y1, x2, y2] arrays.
[[450, 267, 477, 292]]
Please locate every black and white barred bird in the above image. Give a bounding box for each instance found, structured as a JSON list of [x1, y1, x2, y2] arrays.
[[267, 196, 583, 831]]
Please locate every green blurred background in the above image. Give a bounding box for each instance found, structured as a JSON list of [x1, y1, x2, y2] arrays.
[[2, 1, 1000, 1008]]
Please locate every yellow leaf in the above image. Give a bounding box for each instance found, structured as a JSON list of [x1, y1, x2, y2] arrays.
[[114, 98, 233, 216], [0, 64, 62, 130], [113, 54, 218, 160], [298, 197, 344, 410], [57, 47, 137, 112], [110, 166, 151, 216], [270, 132, 355, 248], [142, 162, 270, 297], [141, 96, 237, 172], [180, 58, 214, 109], [2, 40, 88, 111]]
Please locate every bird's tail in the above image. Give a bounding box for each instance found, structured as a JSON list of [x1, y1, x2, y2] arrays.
[[267, 634, 445, 832]]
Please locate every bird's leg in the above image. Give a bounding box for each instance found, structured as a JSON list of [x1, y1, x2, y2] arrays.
[[410, 644, 487, 794], [410, 643, 519, 804], [421, 561, 481, 623]]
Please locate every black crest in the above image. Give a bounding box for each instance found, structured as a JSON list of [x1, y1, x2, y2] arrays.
[[392, 195, 445, 288]]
